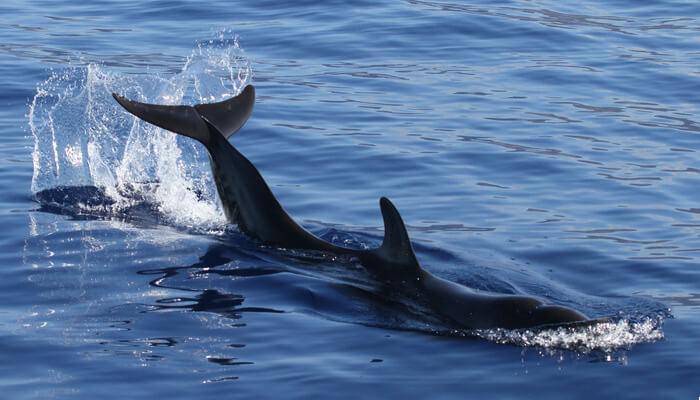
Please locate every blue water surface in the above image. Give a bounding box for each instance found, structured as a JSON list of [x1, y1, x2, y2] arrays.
[[1, 1, 699, 398]]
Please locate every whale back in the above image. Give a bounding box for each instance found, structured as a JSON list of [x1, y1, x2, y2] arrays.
[[111, 87, 596, 331]]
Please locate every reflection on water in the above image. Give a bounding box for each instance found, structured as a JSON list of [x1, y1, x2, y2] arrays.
[[23, 182, 671, 357]]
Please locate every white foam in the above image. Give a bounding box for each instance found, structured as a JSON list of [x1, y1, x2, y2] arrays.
[[473, 316, 666, 353]]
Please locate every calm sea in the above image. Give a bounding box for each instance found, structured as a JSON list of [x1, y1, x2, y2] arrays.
[[1, 0, 698, 398]]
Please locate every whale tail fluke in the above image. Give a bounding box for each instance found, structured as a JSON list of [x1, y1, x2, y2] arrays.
[[112, 85, 256, 145], [112, 93, 212, 145], [195, 85, 255, 139]]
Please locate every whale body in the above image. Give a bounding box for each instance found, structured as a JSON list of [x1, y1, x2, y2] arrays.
[[112, 85, 592, 330]]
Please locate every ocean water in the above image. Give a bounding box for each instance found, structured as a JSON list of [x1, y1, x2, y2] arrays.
[[1, 0, 698, 398]]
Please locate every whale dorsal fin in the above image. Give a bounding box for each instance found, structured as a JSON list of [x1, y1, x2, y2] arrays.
[[195, 85, 255, 139], [113, 94, 212, 145], [378, 197, 421, 270]]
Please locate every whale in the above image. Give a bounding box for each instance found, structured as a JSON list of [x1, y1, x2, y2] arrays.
[[112, 85, 596, 330]]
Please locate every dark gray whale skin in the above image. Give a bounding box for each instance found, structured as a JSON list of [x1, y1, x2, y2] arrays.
[[112, 85, 596, 330]]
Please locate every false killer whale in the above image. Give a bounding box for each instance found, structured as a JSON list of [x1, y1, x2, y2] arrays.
[[112, 85, 594, 330]]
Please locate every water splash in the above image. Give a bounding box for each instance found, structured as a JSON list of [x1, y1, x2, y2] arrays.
[[472, 314, 668, 354], [29, 33, 252, 231], [184, 31, 252, 102]]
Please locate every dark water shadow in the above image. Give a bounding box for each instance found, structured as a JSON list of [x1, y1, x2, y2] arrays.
[[30, 186, 442, 331], [33, 185, 167, 228], [135, 238, 448, 335], [31, 185, 672, 353]]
